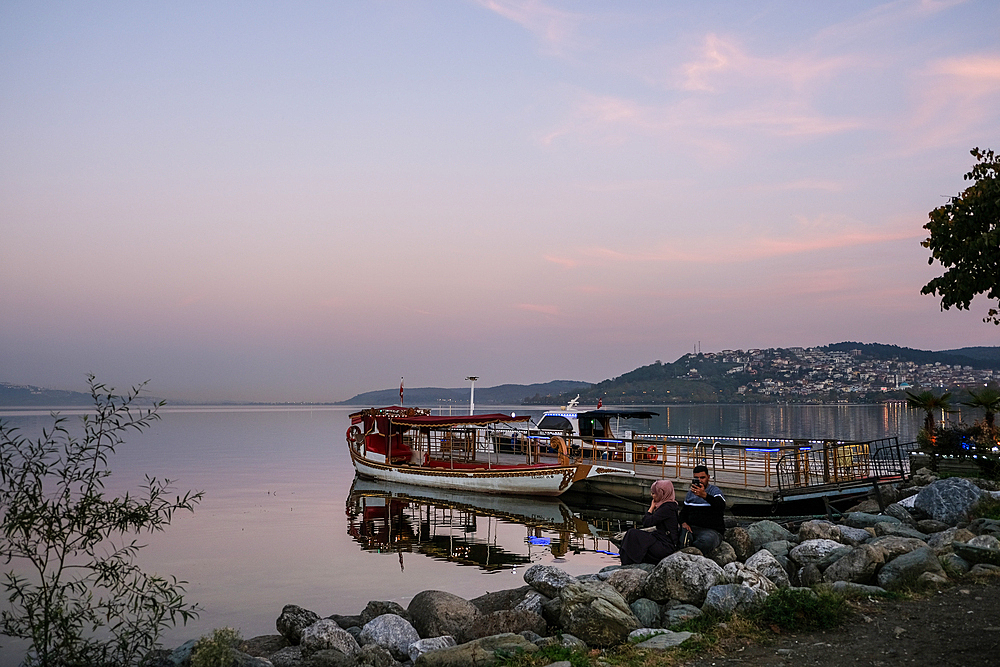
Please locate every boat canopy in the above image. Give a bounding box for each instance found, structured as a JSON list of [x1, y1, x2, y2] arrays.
[[577, 409, 659, 420], [389, 413, 531, 428]]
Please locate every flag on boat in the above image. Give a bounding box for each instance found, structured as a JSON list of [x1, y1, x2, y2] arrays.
[[597, 398, 602, 408]]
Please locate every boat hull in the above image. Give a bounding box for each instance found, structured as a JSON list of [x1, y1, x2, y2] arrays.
[[349, 448, 627, 496]]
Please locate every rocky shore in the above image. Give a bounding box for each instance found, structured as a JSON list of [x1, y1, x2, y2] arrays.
[[144, 468, 1000, 667]]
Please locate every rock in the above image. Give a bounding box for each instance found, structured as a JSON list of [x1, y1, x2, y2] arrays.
[[513, 591, 547, 616], [460, 609, 547, 644], [662, 603, 702, 627], [917, 571, 950, 588], [826, 581, 887, 596], [470, 586, 533, 614], [630, 629, 696, 649], [760, 540, 795, 557], [406, 590, 480, 639], [748, 520, 795, 549], [916, 519, 951, 534], [327, 614, 362, 630], [744, 549, 791, 588], [837, 525, 873, 546], [413, 633, 536, 667], [355, 643, 398, 667], [868, 536, 927, 560], [968, 518, 1000, 538], [789, 539, 845, 567], [644, 552, 726, 604], [913, 478, 985, 525], [558, 580, 640, 648], [969, 534, 1000, 549], [969, 563, 1000, 577], [822, 544, 885, 584], [722, 562, 778, 594], [725, 526, 754, 561], [884, 503, 917, 526], [276, 605, 321, 645], [523, 564, 576, 598], [606, 567, 649, 604], [268, 646, 303, 667], [939, 552, 971, 575], [797, 564, 822, 587], [360, 601, 409, 625], [540, 596, 562, 626], [910, 467, 938, 485], [844, 512, 901, 529], [877, 547, 945, 589], [873, 521, 928, 540], [702, 584, 769, 614], [358, 614, 419, 661], [300, 619, 360, 658], [629, 598, 660, 628], [926, 527, 975, 553], [708, 540, 738, 567], [952, 541, 1000, 566], [798, 520, 840, 543], [408, 636, 456, 663], [240, 635, 289, 658]]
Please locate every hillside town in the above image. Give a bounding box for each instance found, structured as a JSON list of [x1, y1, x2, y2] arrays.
[[712, 346, 996, 398]]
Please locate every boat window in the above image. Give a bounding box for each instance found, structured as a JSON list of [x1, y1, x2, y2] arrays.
[[537, 415, 572, 431]]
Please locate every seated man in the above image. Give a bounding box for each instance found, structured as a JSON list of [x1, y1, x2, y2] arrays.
[[679, 465, 726, 554]]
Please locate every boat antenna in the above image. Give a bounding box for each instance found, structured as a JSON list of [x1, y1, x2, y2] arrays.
[[566, 395, 580, 410], [466, 376, 479, 415]]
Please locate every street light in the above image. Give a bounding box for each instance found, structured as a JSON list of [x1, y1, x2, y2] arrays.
[[466, 376, 479, 415]]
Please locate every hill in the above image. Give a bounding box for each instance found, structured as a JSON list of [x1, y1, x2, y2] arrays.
[[0, 383, 95, 407], [336, 380, 591, 406]]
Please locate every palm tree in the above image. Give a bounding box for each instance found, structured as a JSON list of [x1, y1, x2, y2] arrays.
[[905, 390, 953, 442], [963, 387, 1000, 428]]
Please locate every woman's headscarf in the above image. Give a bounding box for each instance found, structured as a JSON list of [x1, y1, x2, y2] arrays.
[[650, 479, 676, 508]]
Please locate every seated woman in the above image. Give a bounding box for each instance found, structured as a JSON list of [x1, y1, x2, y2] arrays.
[[619, 479, 680, 565]]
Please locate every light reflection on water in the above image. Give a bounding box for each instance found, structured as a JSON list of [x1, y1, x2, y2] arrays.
[[0, 402, 949, 663]]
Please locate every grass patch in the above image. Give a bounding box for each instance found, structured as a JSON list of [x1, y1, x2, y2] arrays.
[[971, 493, 1000, 520], [750, 588, 850, 632]]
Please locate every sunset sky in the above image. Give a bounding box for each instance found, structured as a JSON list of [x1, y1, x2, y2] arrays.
[[2, 1, 999, 402]]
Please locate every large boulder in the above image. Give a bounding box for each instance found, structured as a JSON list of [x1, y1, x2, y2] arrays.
[[926, 527, 976, 554], [798, 520, 840, 542], [413, 633, 536, 667], [822, 544, 885, 584], [558, 580, 640, 647], [748, 520, 795, 549], [702, 584, 769, 615], [606, 567, 649, 604], [789, 539, 846, 567], [844, 512, 901, 529], [722, 562, 778, 595], [523, 564, 576, 598], [630, 629, 696, 649], [725, 526, 755, 561], [953, 540, 1000, 566], [629, 598, 660, 628], [276, 604, 321, 644], [873, 521, 927, 540], [644, 552, 725, 604], [300, 619, 361, 658], [358, 614, 420, 661], [836, 525, 873, 546], [868, 535, 930, 561], [360, 600, 409, 625], [708, 541, 738, 567], [408, 636, 457, 664], [470, 586, 533, 614], [407, 590, 480, 639], [744, 549, 791, 588], [662, 603, 702, 628], [877, 546, 945, 589], [460, 609, 547, 643], [913, 478, 985, 525]]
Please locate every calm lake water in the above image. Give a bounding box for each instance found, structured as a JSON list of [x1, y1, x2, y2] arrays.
[[0, 402, 965, 663]]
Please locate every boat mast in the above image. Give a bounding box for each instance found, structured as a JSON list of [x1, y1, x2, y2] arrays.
[[466, 376, 478, 415]]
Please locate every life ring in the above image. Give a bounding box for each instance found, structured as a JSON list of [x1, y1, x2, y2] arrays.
[[347, 425, 362, 448], [551, 435, 570, 466], [644, 445, 660, 462]]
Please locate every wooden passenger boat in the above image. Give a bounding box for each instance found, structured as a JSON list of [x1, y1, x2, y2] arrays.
[[346, 406, 632, 496]]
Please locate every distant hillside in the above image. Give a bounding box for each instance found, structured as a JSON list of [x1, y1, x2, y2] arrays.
[[337, 380, 591, 406], [0, 383, 94, 407], [938, 346, 1000, 365], [825, 342, 1000, 369]]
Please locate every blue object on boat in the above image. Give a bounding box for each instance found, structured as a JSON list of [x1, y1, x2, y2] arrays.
[[528, 537, 551, 545]]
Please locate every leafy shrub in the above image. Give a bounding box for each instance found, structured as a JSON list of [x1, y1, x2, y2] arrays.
[[192, 627, 243, 667], [0, 377, 203, 667]]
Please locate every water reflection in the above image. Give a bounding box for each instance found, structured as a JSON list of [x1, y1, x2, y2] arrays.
[[346, 478, 612, 572]]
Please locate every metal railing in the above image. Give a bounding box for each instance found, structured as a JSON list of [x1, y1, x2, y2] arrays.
[[774, 436, 915, 498]]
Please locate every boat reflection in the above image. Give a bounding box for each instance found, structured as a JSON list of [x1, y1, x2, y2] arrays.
[[346, 477, 614, 571]]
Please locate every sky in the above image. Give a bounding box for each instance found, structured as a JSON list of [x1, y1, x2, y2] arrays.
[[2, 1, 999, 403]]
